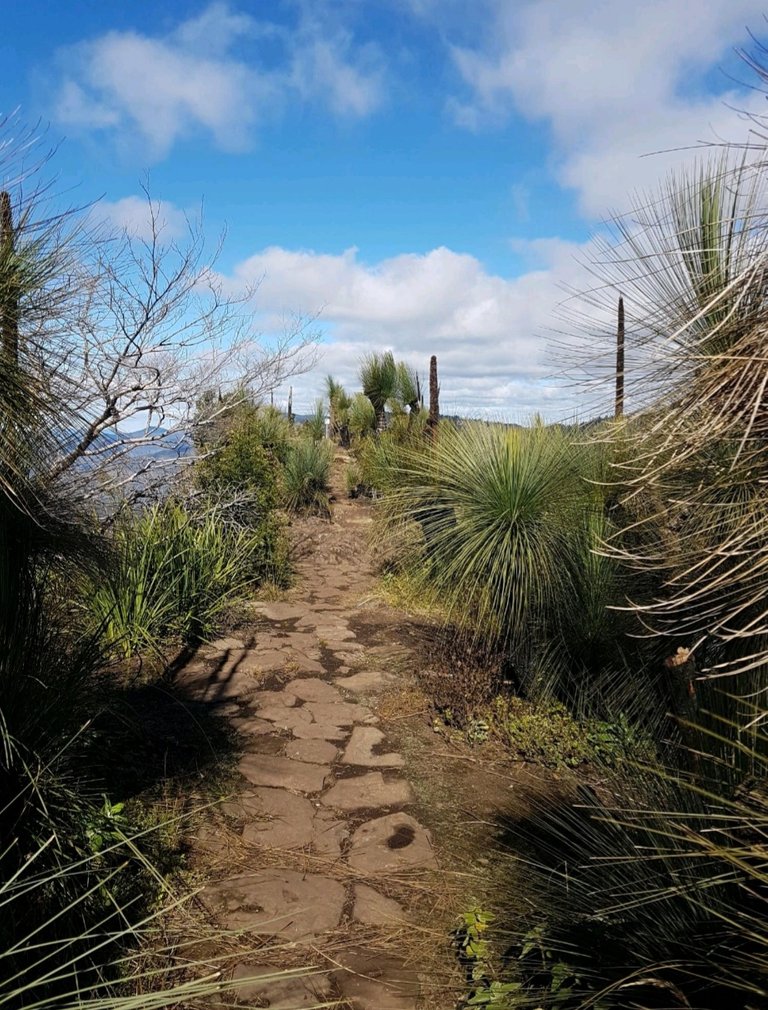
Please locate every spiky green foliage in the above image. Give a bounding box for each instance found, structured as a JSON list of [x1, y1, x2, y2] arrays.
[[565, 158, 768, 696], [481, 712, 768, 1010], [325, 375, 352, 444], [348, 392, 376, 441], [360, 351, 398, 431], [303, 398, 327, 441], [396, 361, 421, 420], [282, 437, 334, 515], [378, 422, 623, 677], [1, 830, 313, 1010], [87, 501, 272, 657]]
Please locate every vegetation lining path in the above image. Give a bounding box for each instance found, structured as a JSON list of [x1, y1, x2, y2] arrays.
[[177, 454, 442, 1009]]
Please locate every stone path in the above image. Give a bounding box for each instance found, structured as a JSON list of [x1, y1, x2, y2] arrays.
[[177, 457, 437, 1009]]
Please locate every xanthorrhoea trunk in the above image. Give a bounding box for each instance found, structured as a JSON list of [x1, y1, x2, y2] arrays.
[[427, 355, 439, 436], [0, 192, 24, 645], [0, 192, 18, 365], [375, 405, 387, 433], [615, 295, 625, 419]]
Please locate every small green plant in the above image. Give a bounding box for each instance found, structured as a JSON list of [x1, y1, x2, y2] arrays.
[[283, 437, 334, 515], [456, 904, 524, 1008], [346, 462, 363, 497], [85, 796, 129, 854]]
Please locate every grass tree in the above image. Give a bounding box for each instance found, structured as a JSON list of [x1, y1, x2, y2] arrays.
[[325, 374, 352, 445], [348, 392, 376, 441], [360, 351, 397, 432], [377, 420, 611, 681], [396, 361, 422, 426], [572, 156, 768, 697]]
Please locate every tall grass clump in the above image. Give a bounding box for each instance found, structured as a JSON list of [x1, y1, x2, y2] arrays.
[[377, 420, 634, 695], [479, 711, 768, 1010], [348, 391, 376, 441], [88, 500, 271, 658], [1, 830, 299, 1010], [283, 437, 334, 515], [303, 398, 327, 441]]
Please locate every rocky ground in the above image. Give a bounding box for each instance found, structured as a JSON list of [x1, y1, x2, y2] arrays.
[[174, 455, 550, 1009]]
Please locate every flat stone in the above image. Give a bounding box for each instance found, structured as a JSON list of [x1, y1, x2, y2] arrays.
[[238, 754, 329, 794], [312, 808, 348, 858], [288, 655, 326, 675], [284, 738, 338, 764], [248, 649, 291, 671], [335, 669, 396, 694], [252, 689, 297, 708], [292, 721, 349, 741], [334, 950, 418, 1010], [304, 700, 372, 726], [257, 705, 314, 731], [176, 665, 258, 703], [213, 702, 243, 718], [353, 884, 406, 926], [342, 727, 405, 768], [203, 636, 246, 653], [195, 822, 230, 853], [229, 965, 333, 1008], [348, 813, 437, 874], [289, 678, 343, 703], [315, 625, 356, 641], [232, 715, 275, 736], [252, 602, 307, 622], [321, 772, 414, 811], [240, 788, 315, 849], [202, 870, 345, 937]]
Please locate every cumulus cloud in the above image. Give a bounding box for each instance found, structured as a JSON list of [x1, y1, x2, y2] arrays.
[[224, 241, 598, 419], [94, 195, 189, 241], [54, 2, 385, 159], [444, 0, 768, 214]]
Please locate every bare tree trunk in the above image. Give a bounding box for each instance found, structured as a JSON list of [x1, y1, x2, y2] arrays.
[[287, 386, 294, 425], [615, 295, 625, 419], [426, 354, 439, 436], [0, 191, 19, 365]]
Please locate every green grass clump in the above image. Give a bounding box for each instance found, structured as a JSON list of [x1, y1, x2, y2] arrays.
[[375, 420, 635, 693], [88, 500, 273, 658], [283, 437, 334, 515]]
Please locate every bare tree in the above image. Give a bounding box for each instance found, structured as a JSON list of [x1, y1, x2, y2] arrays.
[[1, 128, 317, 512]]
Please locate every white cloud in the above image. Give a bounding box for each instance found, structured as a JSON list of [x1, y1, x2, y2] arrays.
[[54, 3, 384, 159], [94, 195, 189, 241], [444, 0, 768, 214], [224, 241, 597, 419]]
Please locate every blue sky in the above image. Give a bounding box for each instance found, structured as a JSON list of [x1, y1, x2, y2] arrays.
[[1, 0, 767, 417]]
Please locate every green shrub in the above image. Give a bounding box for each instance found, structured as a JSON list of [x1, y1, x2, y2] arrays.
[[283, 438, 334, 515], [1, 828, 298, 1010], [348, 392, 376, 441], [376, 421, 621, 680], [196, 411, 283, 509], [488, 697, 650, 768], [346, 462, 364, 497], [87, 500, 272, 657]]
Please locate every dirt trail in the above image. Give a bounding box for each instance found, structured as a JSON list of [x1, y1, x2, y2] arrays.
[[176, 455, 449, 1009]]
